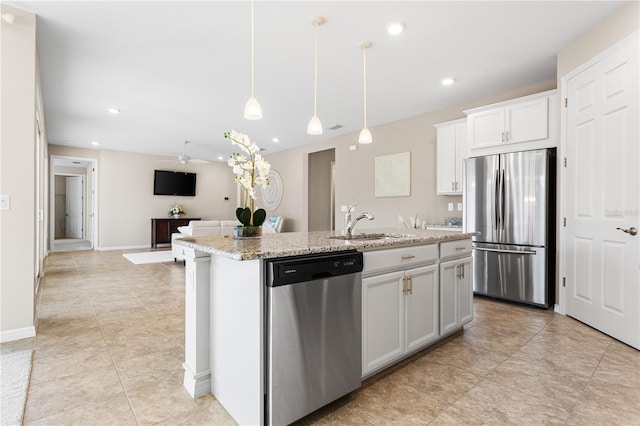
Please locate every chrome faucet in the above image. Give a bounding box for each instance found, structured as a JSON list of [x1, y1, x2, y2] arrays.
[[344, 204, 375, 238]]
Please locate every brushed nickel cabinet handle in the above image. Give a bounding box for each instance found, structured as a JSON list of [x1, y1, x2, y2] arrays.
[[455, 247, 466, 251], [401, 255, 416, 260]]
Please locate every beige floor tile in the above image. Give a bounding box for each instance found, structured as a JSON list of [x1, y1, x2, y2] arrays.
[[25, 392, 136, 426], [566, 376, 640, 425], [425, 337, 510, 377], [104, 327, 179, 363], [155, 394, 238, 426], [486, 356, 590, 411], [34, 327, 107, 359], [456, 324, 533, 356], [30, 344, 113, 384], [127, 381, 209, 425], [113, 346, 184, 393], [345, 376, 447, 425], [388, 358, 482, 405], [428, 406, 485, 425], [452, 379, 570, 424], [24, 365, 124, 422]]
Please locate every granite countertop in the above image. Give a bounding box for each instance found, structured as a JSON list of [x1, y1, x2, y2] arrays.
[[174, 228, 475, 261]]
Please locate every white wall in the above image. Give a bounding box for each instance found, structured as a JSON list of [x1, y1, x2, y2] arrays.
[[48, 145, 238, 249], [0, 5, 39, 340], [265, 81, 556, 232]]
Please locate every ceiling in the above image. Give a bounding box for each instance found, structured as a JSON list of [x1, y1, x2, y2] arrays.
[[9, 1, 626, 162]]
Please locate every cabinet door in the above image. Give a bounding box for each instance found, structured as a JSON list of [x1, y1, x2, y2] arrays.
[[362, 271, 405, 376], [436, 125, 457, 195], [454, 123, 467, 194], [458, 257, 473, 326], [505, 97, 548, 145], [467, 107, 504, 150], [404, 264, 439, 353], [439, 259, 460, 336]]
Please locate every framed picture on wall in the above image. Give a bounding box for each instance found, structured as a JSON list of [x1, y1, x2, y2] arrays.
[[374, 152, 411, 197]]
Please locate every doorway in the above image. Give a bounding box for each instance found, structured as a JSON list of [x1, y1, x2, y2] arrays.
[[308, 149, 336, 231], [50, 156, 97, 252]]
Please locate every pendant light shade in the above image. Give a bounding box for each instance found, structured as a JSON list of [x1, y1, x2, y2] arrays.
[[244, 96, 262, 120], [359, 42, 372, 144], [307, 115, 323, 135], [358, 127, 372, 144], [307, 17, 325, 135], [244, 0, 262, 120]]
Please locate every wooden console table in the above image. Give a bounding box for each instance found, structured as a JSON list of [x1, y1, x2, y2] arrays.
[[151, 217, 201, 248]]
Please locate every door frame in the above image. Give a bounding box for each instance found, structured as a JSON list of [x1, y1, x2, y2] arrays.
[[63, 174, 85, 239], [558, 31, 639, 315], [49, 155, 99, 251]]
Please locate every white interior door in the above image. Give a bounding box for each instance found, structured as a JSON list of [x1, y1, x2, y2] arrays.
[[564, 34, 639, 349], [65, 176, 84, 239]]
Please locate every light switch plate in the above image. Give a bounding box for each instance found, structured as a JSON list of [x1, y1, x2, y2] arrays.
[[0, 194, 9, 210], [448, 203, 454, 212], [457, 203, 463, 211], [340, 205, 348, 212], [349, 145, 357, 151]]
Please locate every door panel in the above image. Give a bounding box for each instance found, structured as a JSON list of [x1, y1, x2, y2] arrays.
[[65, 176, 83, 239], [405, 265, 439, 352], [565, 35, 639, 349], [465, 155, 499, 243], [500, 150, 550, 246]]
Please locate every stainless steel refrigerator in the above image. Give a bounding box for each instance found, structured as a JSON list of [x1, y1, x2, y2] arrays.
[[464, 148, 556, 308]]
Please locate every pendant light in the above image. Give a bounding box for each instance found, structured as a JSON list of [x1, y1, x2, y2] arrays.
[[358, 42, 372, 144], [307, 17, 325, 135], [244, 0, 262, 120]]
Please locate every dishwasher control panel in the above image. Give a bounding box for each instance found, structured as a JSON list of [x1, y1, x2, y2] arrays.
[[265, 252, 363, 287]]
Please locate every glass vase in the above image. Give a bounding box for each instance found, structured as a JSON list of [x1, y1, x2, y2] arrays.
[[233, 225, 262, 239]]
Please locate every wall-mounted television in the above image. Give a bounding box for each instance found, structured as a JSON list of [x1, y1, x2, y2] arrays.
[[153, 170, 197, 196]]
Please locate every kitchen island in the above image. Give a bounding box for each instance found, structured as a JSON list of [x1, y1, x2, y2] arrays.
[[175, 229, 474, 425]]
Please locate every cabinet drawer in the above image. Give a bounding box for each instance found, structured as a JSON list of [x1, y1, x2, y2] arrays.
[[440, 239, 472, 260], [363, 245, 438, 276]]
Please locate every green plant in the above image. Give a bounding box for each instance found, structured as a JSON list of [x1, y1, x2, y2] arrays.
[[225, 130, 270, 227]]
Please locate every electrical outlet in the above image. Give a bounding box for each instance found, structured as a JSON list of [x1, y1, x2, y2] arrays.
[[340, 205, 348, 212], [448, 203, 454, 212], [349, 145, 357, 151], [457, 203, 463, 211], [0, 195, 9, 210]]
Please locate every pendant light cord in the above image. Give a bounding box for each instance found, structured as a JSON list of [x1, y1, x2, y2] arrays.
[[362, 46, 368, 128], [250, 0, 255, 97], [313, 22, 319, 116]]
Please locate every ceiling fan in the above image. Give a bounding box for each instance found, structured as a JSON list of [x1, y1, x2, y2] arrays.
[[158, 141, 210, 165]]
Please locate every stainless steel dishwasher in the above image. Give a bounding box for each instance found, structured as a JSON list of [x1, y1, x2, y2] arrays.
[[265, 251, 363, 426]]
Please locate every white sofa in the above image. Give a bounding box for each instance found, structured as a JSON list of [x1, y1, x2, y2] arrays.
[[172, 217, 286, 262], [171, 220, 237, 262]]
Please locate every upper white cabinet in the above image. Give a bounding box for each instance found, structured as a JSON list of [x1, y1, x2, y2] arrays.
[[435, 118, 467, 195], [465, 90, 557, 156]]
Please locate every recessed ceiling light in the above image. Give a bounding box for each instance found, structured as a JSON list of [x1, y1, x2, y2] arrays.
[[386, 21, 405, 35], [217, 156, 224, 161], [91, 141, 100, 146], [271, 137, 280, 143], [108, 108, 121, 114], [441, 78, 455, 86]]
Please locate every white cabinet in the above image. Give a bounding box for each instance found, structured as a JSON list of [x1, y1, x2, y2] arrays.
[[435, 118, 467, 195], [465, 90, 557, 156], [362, 246, 439, 377], [439, 239, 473, 336]]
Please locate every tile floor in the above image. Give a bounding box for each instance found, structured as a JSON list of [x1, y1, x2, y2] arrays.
[[4, 249, 639, 425]]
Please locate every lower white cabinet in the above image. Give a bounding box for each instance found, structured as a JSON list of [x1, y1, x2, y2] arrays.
[[362, 264, 439, 377], [439, 256, 473, 336]]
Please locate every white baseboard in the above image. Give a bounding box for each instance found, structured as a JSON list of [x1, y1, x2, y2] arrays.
[[96, 244, 150, 251], [0, 326, 35, 343]]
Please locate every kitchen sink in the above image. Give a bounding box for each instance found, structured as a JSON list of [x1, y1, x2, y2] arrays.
[[328, 233, 407, 241]]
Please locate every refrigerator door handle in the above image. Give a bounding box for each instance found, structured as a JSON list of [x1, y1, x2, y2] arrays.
[[474, 247, 537, 255], [500, 168, 506, 232], [494, 169, 500, 231]]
